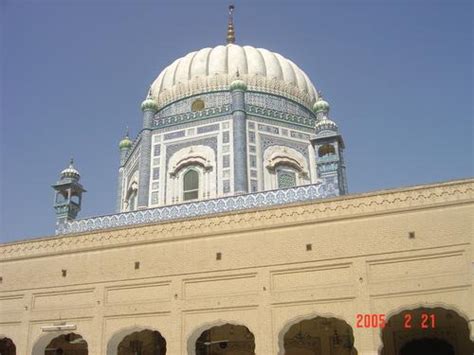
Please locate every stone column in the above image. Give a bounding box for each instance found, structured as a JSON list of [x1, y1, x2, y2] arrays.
[[230, 79, 248, 194], [137, 97, 158, 209]]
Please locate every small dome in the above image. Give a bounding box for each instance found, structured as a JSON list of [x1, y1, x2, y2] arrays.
[[61, 159, 80, 180], [315, 118, 338, 135], [141, 97, 159, 112], [313, 98, 330, 114], [230, 79, 247, 91], [119, 135, 133, 150]]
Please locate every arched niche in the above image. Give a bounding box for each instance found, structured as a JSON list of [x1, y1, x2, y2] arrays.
[[279, 316, 357, 355], [318, 144, 336, 157], [263, 145, 311, 190], [380, 307, 474, 355], [166, 145, 216, 204], [43, 333, 88, 354], [107, 327, 167, 355], [0, 337, 16, 355]]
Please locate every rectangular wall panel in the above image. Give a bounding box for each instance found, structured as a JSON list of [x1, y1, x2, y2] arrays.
[[0, 294, 24, 313], [106, 282, 170, 305], [271, 263, 353, 292], [183, 273, 258, 299], [368, 252, 466, 283], [32, 288, 95, 310]]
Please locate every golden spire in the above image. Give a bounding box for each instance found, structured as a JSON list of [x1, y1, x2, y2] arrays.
[[226, 5, 235, 44]]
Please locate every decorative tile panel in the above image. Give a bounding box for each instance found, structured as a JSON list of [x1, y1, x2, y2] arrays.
[[157, 93, 231, 118], [290, 131, 311, 140], [154, 105, 231, 129], [258, 124, 279, 134], [222, 131, 230, 144], [246, 93, 313, 118], [197, 124, 220, 134], [164, 130, 185, 140], [56, 182, 336, 235]]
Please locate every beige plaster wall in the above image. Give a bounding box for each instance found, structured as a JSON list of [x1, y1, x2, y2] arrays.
[[1, 179, 472, 354]]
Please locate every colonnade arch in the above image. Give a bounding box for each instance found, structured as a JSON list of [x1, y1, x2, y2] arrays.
[[278, 315, 357, 355], [187, 321, 256, 355], [31, 332, 88, 355], [380, 306, 474, 355], [107, 327, 167, 355], [0, 337, 16, 355], [195, 323, 255, 355]]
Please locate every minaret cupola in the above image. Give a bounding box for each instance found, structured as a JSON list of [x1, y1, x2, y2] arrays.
[[52, 159, 86, 229]]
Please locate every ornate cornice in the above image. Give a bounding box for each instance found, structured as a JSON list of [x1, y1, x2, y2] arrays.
[[246, 104, 315, 129], [155, 74, 315, 110], [1, 179, 472, 261]]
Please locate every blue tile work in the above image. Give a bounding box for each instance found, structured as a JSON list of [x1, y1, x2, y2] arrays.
[[56, 182, 338, 235], [197, 124, 220, 134], [164, 130, 185, 140]]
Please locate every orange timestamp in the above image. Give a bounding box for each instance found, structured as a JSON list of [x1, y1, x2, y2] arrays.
[[356, 313, 436, 329]]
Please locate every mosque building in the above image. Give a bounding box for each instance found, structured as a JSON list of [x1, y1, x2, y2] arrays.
[[0, 6, 472, 355]]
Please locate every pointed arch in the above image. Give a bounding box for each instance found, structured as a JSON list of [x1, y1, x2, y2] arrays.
[[187, 320, 257, 355], [107, 326, 167, 355], [277, 313, 357, 355], [380, 306, 473, 355]]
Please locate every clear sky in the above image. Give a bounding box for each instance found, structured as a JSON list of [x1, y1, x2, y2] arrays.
[[1, 0, 472, 243]]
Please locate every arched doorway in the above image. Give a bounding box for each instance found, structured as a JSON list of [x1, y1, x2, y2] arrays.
[[283, 317, 357, 355], [44, 333, 88, 354], [0, 337, 16, 355], [117, 329, 166, 355], [380, 307, 474, 355], [195, 323, 255, 355]]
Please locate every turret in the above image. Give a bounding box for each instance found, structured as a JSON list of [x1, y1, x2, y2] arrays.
[[52, 159, 86, 229], [311, 95, 348, 195]]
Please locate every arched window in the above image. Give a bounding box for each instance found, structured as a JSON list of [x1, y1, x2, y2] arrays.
[[128, 191, 137, 210], [183, 169, 199, 201], [125, 181, 138, 211], [277, 166, 297, 188], [318, 144, 336, 157]]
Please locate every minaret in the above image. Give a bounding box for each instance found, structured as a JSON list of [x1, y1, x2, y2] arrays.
[[116, 129, 132, 211], [52, 159, 86, 228], [310, 94, 348, 195], [137, 89, 159, 208]]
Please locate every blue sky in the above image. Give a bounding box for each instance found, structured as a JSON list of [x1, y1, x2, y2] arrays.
[[1, 0, 472, 243]]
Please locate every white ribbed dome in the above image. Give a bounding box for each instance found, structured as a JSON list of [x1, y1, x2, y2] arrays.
[[150, 44, 318, 108]]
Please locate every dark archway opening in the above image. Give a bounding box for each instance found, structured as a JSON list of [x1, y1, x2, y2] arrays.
[[44, 333, 88, 355], [400, 338, 454, 355], [195, 323, 255, 355], [0, 337, 16, 355], [283, 317, 357, 355], [380, 307, 474, 355], [117, 329, 166, 355]]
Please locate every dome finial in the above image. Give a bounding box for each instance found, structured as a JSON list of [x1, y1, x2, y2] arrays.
[[226, 4, 236, 44], [69, 157, 74, 167]]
